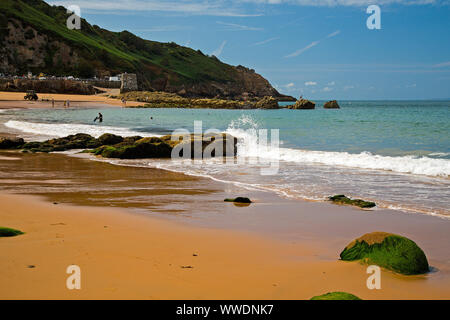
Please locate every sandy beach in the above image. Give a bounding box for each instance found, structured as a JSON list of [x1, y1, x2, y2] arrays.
[[1, 150, 450, 300], [0, 91, 142, 109]]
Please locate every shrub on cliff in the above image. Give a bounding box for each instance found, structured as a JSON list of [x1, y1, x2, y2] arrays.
[[340, 232, 429, 275]]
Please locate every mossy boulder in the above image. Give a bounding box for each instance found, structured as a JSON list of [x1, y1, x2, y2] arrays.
[[288, 99, 315, 110], [310, 292, 361, 300], [0, 137, 25, 149], [224, 197, 252, 204], [97, 133, 124, 145], [323, 100, 340, 109], [16, 132, 237, 159], [329, 195, 376, 208], [23, 133, 101, 153], [340, 232, 429, 275], [94, 140, 173, 159], [0, 227, 24, 237]]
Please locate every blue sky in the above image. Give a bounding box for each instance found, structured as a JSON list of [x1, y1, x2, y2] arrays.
[[49, 0, 450, 99]]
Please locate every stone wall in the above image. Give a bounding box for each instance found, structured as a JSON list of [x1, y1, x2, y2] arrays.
[[120, 73, 138, 93]]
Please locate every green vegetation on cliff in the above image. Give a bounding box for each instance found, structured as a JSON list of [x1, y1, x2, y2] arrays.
[[340, 232, 430, 275], [0, 0, 284, 99]]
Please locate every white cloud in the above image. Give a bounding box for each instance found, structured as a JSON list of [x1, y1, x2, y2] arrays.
[[212, 40, 227, 57], [251, 37, 280, 46], [327, 81, 336, 86], [305, 81, 317, 86], [286, 82, 295, 87], [49, 0, 262, 17], [49, 0, 446, 18], [217, 21, 263, 31], [406, 83, 417, 88], [326, 30, 340, 38], [322, 86, 333, 92], [433, 61, 450, 67], [344, 85, 355, 90], [285, 41, 320, 58], [240, 0, 440, 6]]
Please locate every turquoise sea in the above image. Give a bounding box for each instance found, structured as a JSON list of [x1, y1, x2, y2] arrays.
[[1, 100, 449, 217]]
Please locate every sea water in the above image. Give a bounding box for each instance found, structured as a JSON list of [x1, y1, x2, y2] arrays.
[[1, 100, 449, 217]]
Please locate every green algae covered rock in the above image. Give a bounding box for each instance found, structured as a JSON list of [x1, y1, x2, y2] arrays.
[[97, 133, 124, 146], [340, 232, 429, 275], [224, 197, 252, 204], [94, 139, 173, 159], [22, 133, 101, 153], [0, 227, 24, 237], [310, 292, 361, 300], [329, 195, 376, 208]]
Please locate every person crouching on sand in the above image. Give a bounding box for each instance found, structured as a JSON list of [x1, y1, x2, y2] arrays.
[[93, 112, 103, 123]]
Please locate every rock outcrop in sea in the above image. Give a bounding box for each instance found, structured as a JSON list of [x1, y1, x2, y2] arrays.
[[340, 232, 430, 275], [323, 100, 340, 109], [253, 96, 279, 109], [288, 99, 316, 110]]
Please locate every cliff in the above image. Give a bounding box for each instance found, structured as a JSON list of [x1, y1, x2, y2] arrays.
[[0, 0, 294, 100]]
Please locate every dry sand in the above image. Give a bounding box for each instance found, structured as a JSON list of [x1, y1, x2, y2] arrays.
[[0, 91, 142, 108]]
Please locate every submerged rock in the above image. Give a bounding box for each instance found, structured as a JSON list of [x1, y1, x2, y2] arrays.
[[224, 197, 252, 204], [340, 232, 429, 275], [0, 137, 25, 149], [328, 195, 376, 208], [323, 100, 340, 109], [310, 292, 361, 300], [0, 227, 24, 237], [288, 99, 315, 110]]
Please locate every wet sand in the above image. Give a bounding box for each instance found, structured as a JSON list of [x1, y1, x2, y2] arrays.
[[0, 151, 450, 299]]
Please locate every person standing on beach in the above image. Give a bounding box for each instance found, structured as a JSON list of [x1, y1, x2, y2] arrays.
[[51, 98, 54, 108]]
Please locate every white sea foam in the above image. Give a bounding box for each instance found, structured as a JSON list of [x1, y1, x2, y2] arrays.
[[226, 126, 450, 178], [4, 120, 159, 139]]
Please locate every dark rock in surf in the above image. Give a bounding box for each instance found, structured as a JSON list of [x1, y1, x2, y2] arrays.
[[328, 195, 376, 208], [224, 197, 252, 204], [0, 137, 25, 149], [323, 100, 340, 109]]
